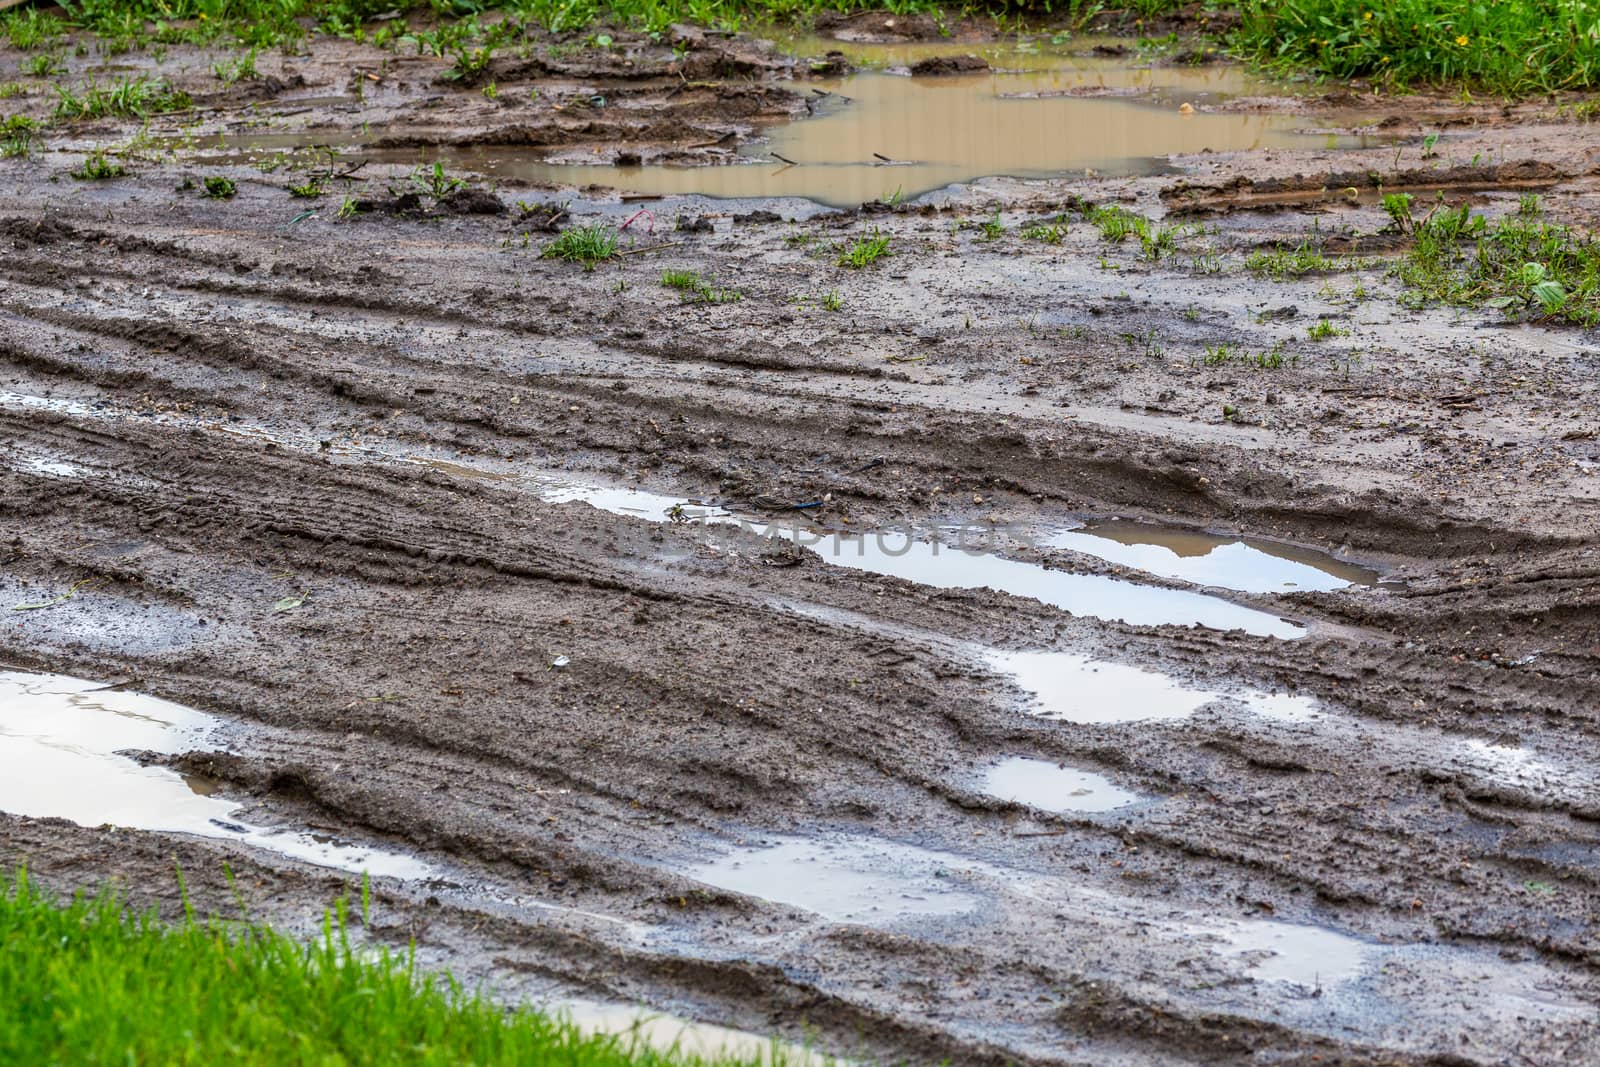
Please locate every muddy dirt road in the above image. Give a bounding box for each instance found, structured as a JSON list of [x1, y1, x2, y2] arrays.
[[3, 18, 1600, 1066]]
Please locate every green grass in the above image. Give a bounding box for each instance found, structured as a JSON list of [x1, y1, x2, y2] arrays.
[[0, 870, 831, 1066], [70, 148, 124, 179], [4, 1, 1598, 94], [543, 222, 622, 269], [204, 175, 238, 198], [212, 47, 259, 84], [1202, 340, 1293, 369], [1021, 220, 1067, 244], [413, 160, 466, 198], [0, 114, 38, 158], [1084, 204, 1186, 261], [1, 7, 65, 50], [1390, 195, 1600, 326], [1231, 0, 1600, 94], [835, 229, 890, 268], [23, 52, 61, 77], [54, 76, 190, 120], [0, 0, 948, 54], [1088, 204, 1146, 244], [661, 268, 742, 303], [1244, 240, 1346, 279]]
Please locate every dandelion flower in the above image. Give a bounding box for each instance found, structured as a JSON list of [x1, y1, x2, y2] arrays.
[[1456, 34, 1470, 45]]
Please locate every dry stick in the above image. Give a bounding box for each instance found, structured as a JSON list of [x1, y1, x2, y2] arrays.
[[83, 678, 139, 693], [770, 152, 797, 166], [618, 241, 686, 256]]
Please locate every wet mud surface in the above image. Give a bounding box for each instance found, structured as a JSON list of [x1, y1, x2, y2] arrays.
[[3, 16, 1600, 1067]]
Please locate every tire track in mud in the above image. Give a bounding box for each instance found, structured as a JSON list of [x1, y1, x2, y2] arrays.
[[3, 191, 1599, 1062], [6, 407, 1599, 973]]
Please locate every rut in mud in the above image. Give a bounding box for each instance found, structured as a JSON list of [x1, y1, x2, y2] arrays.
[[2, 17, 1600, 1067]]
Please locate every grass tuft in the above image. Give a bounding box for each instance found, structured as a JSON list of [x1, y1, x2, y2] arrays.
[[70, 148, 124, 180], [54, 76, 190, 120], [1390, 196, 1600, 326], [835, 228, 890, 269], [0, 114, 38, 158], [1244, 240, 1344, 279], [661, 268, 741, 303], [543, 222, 622, 269]]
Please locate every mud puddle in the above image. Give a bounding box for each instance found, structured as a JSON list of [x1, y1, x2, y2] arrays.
[[558, 1001, 844, 1066], [182, 41, 1375, 208], [781, 525, 1305, 638], [684, 834, 988, 923], [1052, 518, 1380, 593], [679, 829, 1593, 1030], [987, 648, 1318, 725], [1212, 920, 1375, 989], [512, 474, 1307, 637], [0, 671, 429, 880], [979, 756, 1144, 813], [7, 450, 89, 479]]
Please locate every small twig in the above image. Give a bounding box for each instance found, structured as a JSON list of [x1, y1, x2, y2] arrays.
[[770, 152, 797, 166], [1011, 829, 1070, 838], [618, 241, 686, 257], [83, 677, 139, 693]]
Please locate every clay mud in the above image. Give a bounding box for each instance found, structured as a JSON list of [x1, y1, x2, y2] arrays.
[[2, 12, 1600, 1067]]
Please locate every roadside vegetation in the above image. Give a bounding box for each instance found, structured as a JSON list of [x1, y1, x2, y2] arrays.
[[0, 870, 832, 1066], [1229, 0, 1600, 95], [2, 1, 1597, 95]]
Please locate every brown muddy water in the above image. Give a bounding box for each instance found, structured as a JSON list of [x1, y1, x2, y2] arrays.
[[194, 39, 1377, 207]]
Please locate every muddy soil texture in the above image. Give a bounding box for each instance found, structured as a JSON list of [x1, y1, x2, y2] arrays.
[[3, 17, 1600, 1067]]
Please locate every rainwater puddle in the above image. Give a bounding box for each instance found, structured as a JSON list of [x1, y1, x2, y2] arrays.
[[559, 1000, 845, 1066], [988, 648, 1221, 724], [986, 648, 1326, 727], [0, 671, 430, 880], [684, 835, 986, 922], [8, 451, 89, 479], [186, 40, 1375, 208], [0, 390, 95, 417], [1051, 519, 1380, 594], [3, 390, 1304, 639], [779, 528, 1306, 638], [980, 756, 1143, 812], [1455, 738, 1581, 796], [529, 478, 1303, 638], [1213, 919, 1374, 989], [537, 478, 726, 520]]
